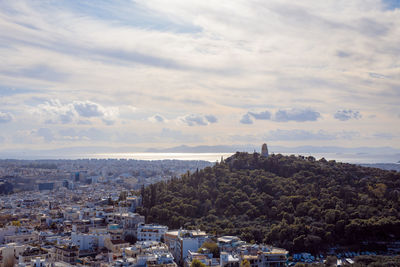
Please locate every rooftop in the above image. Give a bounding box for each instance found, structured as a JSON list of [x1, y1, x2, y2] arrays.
[[111, 239, 129, 245]]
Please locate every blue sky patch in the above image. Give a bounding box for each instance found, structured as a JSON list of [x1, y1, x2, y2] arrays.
[[0, 85, 36, 96], [382, 0, 400, 10], [54, 0, 202, 33]]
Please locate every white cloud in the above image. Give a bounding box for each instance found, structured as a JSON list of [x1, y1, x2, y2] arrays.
[[205, 115, 218, 123], [34, 99, 120, 125], [36, 128, 54, 142], [241, 108, 320, 123], [73, 101, 104, 117], [240, 114, 253, 124], [0, 111, 13, 123], [178, 114, 217, 126], [0, 1, 399, 150], [248, 111, 272, 120], [274, 108, 321, 122], [334, 110, 362, 121], [149, 114, 167, 123]]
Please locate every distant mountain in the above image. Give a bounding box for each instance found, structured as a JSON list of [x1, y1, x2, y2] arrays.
[[146, 144, 400, 154], [146, 144, 256, 153], [138, 152, 400, 253], [146, 145, 400, 163], [0, 146, 147, 159], [1, 144, 399, 163], [361, 163, 400, 172]]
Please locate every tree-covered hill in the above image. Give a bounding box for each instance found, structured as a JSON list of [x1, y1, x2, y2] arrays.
[[137, 152, 400, 252]]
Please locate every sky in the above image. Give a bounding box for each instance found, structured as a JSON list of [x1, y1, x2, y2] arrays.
[[0, 0, 400, 155]]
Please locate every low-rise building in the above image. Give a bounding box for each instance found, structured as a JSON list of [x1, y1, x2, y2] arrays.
[[53, 245, 78, 265], [239, 244, 288, 267], [220, 252, 240, 267], [18, 247, 49, 265], [123, 241, 177, 267], [217, 236, 246, 252], [4, 230, 38, 245], [184, 250, 219, 267], [0, 243, 27, 267], [164, 229, 208, 266], [104, 239, 130, 253], [71, 231, 110, 251], [137, 224, 168, 242]]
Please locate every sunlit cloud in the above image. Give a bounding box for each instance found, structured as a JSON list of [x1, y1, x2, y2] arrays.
[[274, 108, 320, 122], [334, 110, 362, 121], [178, 114, 218, 126], [0, 0, 398, 152], [240, 114, 253, 125], [0, 111, 13, 123], [149, 114, 167, 123]]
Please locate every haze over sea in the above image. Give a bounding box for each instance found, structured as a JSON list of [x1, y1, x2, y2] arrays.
[[64, 152, 398, 164]]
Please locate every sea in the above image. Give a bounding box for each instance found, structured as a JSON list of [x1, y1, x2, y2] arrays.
[[83, 152, 399, 164], [86, 153, 234, 162]]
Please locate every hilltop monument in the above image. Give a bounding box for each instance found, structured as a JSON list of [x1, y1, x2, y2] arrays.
[[261, 143, 269, 157]]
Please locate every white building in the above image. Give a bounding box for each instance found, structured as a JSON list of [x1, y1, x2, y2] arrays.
[[0, 228, 38, 245], [0, 243, 27, 267], [125, 242, 177, 267], [0, 227, 17, 244], [137, 224, 168, 242], [71, 231, 110, 251], [164, 229, 208, 265]]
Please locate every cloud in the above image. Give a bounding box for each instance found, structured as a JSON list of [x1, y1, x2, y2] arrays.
[[356, 17, 389, 37], [35, 99, 119, 125], [3, 64, 68, 82], [240, 114, 253, 124], [336, 50, 351, 58], [373, 132, 394, 140], [241, 108, 319, 124], [0, 1, 399, 151], [334, 110, 362, 121], [265, 129, 359, 141], [179, 114, 217, 126], [266, 129, 335, 141], [149, 114, 166, 123], [58, 128, 108, 142], [274, 108, 320, 122], [0, 111, 13, 123], [36, 128, 54, 142], [248, 110, 271, 120], [369, 72, 388, 79], [0, 85, 37, 97], [205, 115, 218, 123], [35, 99, 76, 124], [73, 101, 104, 117], [159, 128, 202, 143]]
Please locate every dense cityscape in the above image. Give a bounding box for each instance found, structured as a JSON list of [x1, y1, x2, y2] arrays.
[[0, 155, 292, 267], [0, 159, 212, 194], [1, 147, 399, 266], [1, 0, 400, 266]]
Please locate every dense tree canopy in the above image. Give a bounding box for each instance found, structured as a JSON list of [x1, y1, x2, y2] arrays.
[[137, 152, 400, 252], [190, 259, 206, 267]]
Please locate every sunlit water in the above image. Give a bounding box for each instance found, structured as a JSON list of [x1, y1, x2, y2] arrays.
[[88, 153, 234, 162], [79, 152, 399, 164]]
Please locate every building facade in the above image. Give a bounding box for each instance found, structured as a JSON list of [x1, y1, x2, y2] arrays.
[[137, 224, 168, 242]]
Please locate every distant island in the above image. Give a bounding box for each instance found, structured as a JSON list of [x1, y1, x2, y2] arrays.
[[361, 163, 400, 172]]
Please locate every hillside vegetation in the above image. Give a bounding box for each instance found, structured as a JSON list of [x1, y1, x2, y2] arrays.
[[137, 152, 400, 252]]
